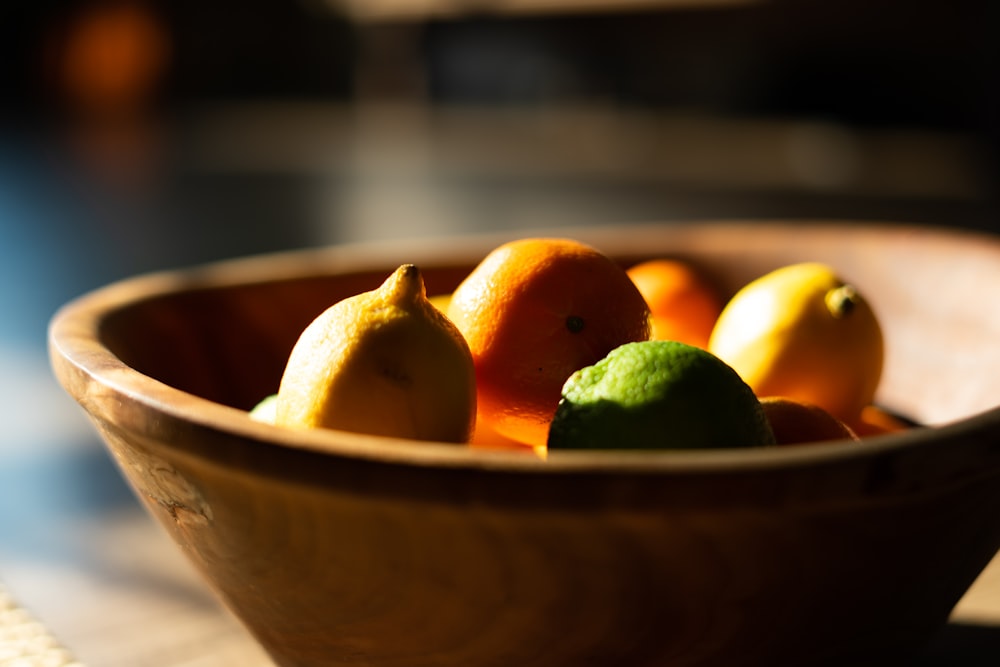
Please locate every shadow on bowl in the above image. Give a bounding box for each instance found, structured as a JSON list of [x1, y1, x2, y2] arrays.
[[50, 221, 1000, 667], [916, 622, 1000, 666]]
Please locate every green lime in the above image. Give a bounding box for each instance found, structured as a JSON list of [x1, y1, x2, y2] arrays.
[[547, 340, 776, 450], [249, 394, 278, 423]]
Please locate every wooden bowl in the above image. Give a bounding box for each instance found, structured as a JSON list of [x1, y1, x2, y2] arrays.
[[49, 221, 1000, 667]]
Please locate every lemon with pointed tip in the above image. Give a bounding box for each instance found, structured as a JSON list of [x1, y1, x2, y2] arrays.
[[274, 264, 476, 443], [708, 262, 884, 423]]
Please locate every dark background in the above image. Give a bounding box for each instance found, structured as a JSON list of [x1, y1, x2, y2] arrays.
[[2, 0, 996, 131], [1, 0, 997, 337]]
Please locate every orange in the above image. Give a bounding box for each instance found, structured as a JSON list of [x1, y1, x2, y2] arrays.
[[851, 405, 911, 437], [760, 396, 859, 446], [627, 259, 723, 348], [447, 238, 651, 448], [470, 420, 543, 453]]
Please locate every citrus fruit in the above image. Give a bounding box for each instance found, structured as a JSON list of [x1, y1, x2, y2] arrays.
[[447, 238, 651, 448], [708, 262, 884, 423], [851, 405, 910, 437], [759, 396, 858, 446], [274, 264, 476, 443], [547, 340, 776, 450], [249, 393, 278, 423], [427, 293, 452, 314], [626, 258, 723, 348], [470, 420, 542, 452]]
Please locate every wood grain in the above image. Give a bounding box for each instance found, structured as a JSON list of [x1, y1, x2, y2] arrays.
[[49, 221, 1000, 666]]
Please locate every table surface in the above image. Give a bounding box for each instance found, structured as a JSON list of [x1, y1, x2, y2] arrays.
[[3, 103, 1000, 666]]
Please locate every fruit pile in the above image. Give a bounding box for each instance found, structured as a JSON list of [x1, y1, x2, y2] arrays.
[[251, 237, 909, 451]]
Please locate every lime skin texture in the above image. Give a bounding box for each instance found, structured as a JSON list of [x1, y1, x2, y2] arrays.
[[547, 340, 776, 451]]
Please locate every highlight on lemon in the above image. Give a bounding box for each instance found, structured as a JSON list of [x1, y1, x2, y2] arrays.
[[273, 264, 477, 443], [708, 262, 884, 425]]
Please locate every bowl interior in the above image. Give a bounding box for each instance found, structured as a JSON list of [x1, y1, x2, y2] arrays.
[[94, 221, 1000, 431], [98, 264, 475, 416]]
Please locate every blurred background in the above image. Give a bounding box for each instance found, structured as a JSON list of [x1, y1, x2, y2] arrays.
[[2, 0, 999, 663], [2, 0, 999, 354], [2, 0, 999, 352]]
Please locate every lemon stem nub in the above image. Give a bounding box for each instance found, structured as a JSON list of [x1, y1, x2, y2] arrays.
[[825, 284, 858, 319], [384, 264, 426, 304]]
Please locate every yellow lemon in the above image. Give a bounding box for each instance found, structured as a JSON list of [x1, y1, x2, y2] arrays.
[[708, 262, 884, 423], [427, 293, 452, 315], [274, 264, 476, 443]]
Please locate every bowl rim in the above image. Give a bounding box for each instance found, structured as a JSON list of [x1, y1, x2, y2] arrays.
[[48, 220, 1000, 475]]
